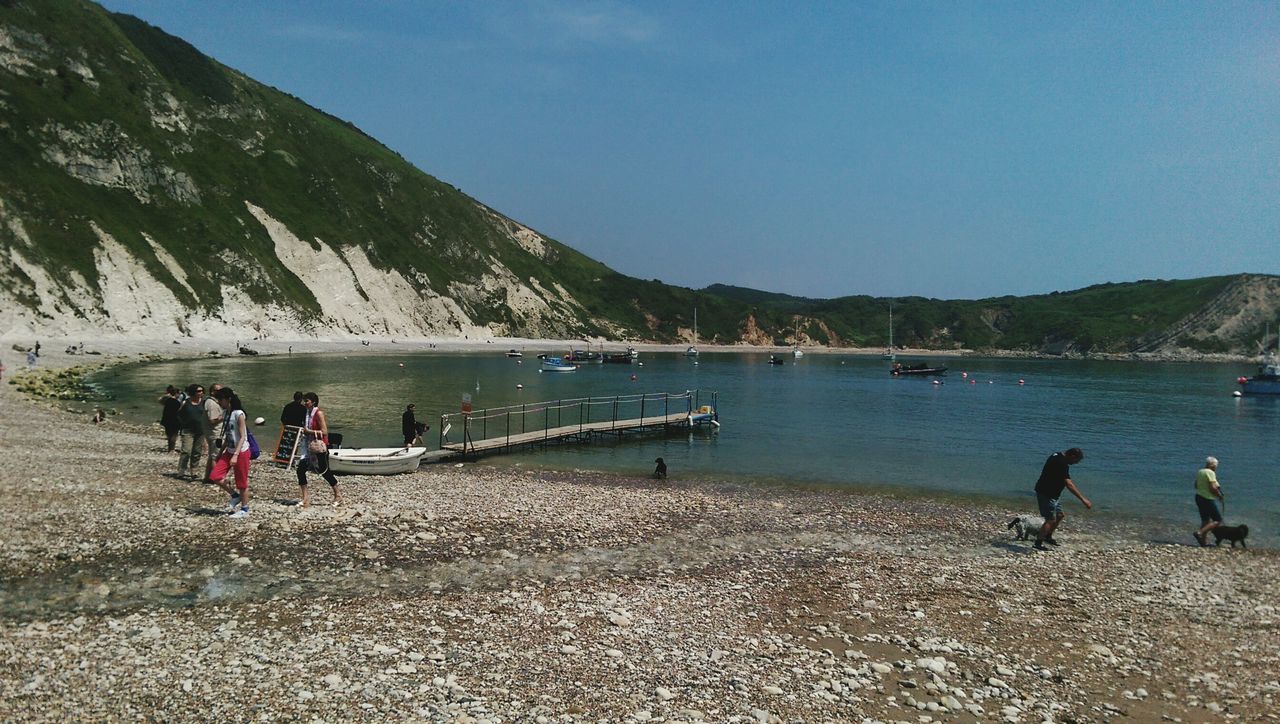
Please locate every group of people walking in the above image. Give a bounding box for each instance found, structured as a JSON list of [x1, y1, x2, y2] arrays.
[[158, 385, 344, 517], [158, 382, 253, 516], [1032, 447, 1235, 551]]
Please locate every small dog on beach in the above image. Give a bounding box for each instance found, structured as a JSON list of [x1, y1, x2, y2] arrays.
[[1210, 524, 1249, 548], [1007, 515, 1045, 541]]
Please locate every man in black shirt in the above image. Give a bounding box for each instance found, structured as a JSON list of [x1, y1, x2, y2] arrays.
[[1033, 447, 1091, 550], [402, 404, 422, 447], [280, 391, 306, 428]]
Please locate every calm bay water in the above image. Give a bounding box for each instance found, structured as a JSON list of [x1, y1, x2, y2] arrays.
[[92, 351, 1279, 545]]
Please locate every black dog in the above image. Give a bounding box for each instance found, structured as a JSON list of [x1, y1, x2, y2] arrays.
[[1210, 524, 1249, 548]]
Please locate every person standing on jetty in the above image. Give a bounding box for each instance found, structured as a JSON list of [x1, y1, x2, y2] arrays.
[[1193, 456, 1225, 547], [158, 385, 182, 452], [209, 387, 252, 518], [177, 384, 209, 480], [1033, 447, 1091, 551], [297, 392, 341, 508]]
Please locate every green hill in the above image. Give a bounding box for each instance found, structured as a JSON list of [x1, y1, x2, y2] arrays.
[[0, 0, 1275, 355]]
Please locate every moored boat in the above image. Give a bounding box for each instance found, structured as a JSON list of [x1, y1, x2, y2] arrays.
[[1238, 359, 1280, 395], [505, 349, 523, 357], [768, 355, 786, 365], [685, 308, 700, 356], [541, 357, 578, 372], [569, 349, 603, 364], [328, 446, 426, 475], [602, 351, 634, 363], [891, 361, 947, 377]]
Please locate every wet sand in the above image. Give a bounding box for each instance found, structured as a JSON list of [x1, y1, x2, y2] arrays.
[[1, 349, 1277, 722]]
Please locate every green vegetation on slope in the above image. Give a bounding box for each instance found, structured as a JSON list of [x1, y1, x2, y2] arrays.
[[0, 1, 1271, 353]]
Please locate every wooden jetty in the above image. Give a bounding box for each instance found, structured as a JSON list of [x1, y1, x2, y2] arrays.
[[438, 389, 719, 459]]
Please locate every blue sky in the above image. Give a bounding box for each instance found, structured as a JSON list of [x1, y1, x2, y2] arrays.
[[97, 1, 1279, 300]]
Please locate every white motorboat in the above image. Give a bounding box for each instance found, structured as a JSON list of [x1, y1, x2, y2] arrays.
[[505, 349, 523, 357], [328, 446, 427, 475], [541, 356, 578, 372]]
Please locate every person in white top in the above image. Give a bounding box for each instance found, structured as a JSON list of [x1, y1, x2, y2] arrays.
[[209, 387, 252, 518]]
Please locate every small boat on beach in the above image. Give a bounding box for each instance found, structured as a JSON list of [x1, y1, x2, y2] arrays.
[[891, 361, 947, 377], [328, 446, 426, 475], [541, 357, 578, 372]]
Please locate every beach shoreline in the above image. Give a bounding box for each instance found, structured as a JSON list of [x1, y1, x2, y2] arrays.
[[3, 333, 1262, 367], [1, 345, 1277, 721]]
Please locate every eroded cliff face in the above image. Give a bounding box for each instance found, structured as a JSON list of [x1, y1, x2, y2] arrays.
[[0, 1, 624, 342], [0, 196, 603, 340]]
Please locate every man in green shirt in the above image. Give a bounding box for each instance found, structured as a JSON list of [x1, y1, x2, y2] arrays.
[[1194, 456, 1224, 547]]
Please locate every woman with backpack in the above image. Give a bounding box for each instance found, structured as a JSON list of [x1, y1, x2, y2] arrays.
[[209, 387, 253, 518]]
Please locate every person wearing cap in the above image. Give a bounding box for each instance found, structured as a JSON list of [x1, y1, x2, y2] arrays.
[[1033, 447, 1091, 550], [1193, 456, 1225, 546]]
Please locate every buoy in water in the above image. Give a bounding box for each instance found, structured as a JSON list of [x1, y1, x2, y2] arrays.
[[932, 380, 941, 385], [1232, 390, 1242, 397], [961, 371, 968, 378], [398, 363, 404, 367], [253, 417, 265, 426], [630, 374, 637, 381], [516, 384, 523, 389], [1018, 379, 1025, 385]]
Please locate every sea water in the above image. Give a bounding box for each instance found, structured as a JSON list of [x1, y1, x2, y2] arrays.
[[92, 351, 1280, 546]]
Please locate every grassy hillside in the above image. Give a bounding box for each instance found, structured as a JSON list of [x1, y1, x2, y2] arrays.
[[0, 1, 1273, 354]]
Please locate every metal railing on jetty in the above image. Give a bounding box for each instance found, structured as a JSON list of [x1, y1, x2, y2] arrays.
[[438, 389, 719, 459]]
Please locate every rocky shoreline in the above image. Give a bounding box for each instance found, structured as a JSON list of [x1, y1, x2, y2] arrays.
[[1, 351, 1277, 722], [4, 334, 1266, 368]]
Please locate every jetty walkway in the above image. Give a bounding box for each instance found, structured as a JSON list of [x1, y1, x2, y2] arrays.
[[437, 389, 719, 459]]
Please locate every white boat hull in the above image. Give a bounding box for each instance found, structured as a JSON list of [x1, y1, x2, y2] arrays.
[[328, 447, 427, 475], [541, 360, 577, 372]]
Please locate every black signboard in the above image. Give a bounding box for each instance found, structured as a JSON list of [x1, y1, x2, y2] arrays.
[[273, 425, 304, 466]]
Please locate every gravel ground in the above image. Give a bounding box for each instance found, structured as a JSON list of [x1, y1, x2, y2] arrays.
[[1, 353, 1277, 722]]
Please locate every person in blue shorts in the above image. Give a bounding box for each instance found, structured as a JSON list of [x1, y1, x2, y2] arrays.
[[1033, 447, 1091, 550]]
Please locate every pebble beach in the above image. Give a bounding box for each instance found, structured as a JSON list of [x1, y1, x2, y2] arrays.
[[1, 345, 1278, 722]]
